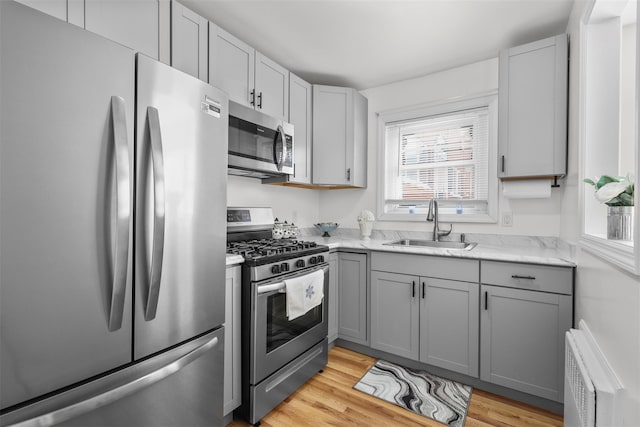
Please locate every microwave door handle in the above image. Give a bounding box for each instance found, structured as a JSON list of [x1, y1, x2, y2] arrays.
[[273, 124, 287, 172]]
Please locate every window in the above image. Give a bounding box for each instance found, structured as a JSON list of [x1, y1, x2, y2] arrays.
[[377, 93, 498, 222], [580, 0, 639, 274]]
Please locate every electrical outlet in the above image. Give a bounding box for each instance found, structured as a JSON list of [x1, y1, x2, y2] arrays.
[[502, 212, 513, 227]]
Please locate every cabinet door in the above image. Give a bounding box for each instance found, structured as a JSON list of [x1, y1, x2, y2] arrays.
[[313, 85, 350, 185], [224, 266, 241, 415], [337, 252, 368, 345], [288, 73, 312, 184], [255, 51, 289, 120], [498, 34, 568, 178], [328, 252, 339, 342], [480, 285, 572, 402], [420, 278, 479, 377], [85, 0, 163, 61], [14, 0, 83, 26], [371, 271, 420, 359], [209, 22, 255, 108], [171, 0, 207, 81]]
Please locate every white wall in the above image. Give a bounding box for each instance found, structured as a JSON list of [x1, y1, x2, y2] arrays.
[[564, 2, 640, 425], [318, 58, 566, 236], [227, 175, 320, 226]]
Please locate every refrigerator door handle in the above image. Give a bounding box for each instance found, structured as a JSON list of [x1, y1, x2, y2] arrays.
[[144, 106, 166, 321], [9, 336, 219, 427], [108, 96, 131, 332]]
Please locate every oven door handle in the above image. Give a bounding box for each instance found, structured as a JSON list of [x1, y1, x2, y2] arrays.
[[257, 265, 329, 295], [258, 281, 286, 294]]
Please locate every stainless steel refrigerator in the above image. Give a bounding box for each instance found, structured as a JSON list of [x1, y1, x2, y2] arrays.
[[0, 1, 228, 425]]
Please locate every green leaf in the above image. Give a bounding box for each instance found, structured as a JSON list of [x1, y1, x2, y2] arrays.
[[596, 175, 618, 189], [583, 178, 596, 186], [618, 193, 634, 206]]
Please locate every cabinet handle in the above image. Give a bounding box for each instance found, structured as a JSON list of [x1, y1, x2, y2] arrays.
[[257, 91, 263, 109], [501, 155, 505, 173], [422, 282, 425, 299], [250, 89, 255, 106], [511, 275, 536, 280], [346, 168, 351, 181], [484, 291, 488, 310], [412, 281, 416, 298]]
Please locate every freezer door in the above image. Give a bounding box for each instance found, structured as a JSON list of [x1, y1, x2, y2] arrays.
[[0, 1, 134, 409], [135, 54, 228, 359], [0, 328, 224, 427]]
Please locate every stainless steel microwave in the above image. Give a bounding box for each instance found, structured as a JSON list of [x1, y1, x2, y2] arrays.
[[228, 101, 294, 178]]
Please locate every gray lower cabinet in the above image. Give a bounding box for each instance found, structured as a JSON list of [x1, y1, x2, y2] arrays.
[[420, 278, 479, 377], [328, 252, 339, 343], [224, 265, 241, 415], [370, 263, 479, 377], [370, 271, 419, 359], [337, 252, 368, 345], [480, 261, 573, 402]]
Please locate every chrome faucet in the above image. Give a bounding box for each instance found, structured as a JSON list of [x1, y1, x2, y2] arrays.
[[426, 199, 452, 241]]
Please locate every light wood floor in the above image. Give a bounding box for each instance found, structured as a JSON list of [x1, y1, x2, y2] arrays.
[[229, 346, 563, 427]]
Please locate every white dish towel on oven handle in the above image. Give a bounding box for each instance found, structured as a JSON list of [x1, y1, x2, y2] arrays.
[[284, 269, 325, 320]]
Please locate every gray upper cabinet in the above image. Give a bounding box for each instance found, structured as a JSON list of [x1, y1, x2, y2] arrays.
[[480, 261, 573, 402], [498, 34, 568, 179], [288, 73, 313, 185], [209, 23, 255, 108], [85, 0, 170, 63], [171, 0, 208, 81], [337, 252, 368, 345], [14, 0, 84, 26], [312, 85, 367, 187], [370, 252, 480, 377], [15, 0, 170, 63], [209, 22, 289, 121], [254, 52, 289, 120]]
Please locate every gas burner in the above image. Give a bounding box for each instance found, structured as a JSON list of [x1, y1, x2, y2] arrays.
[[226, 238, 325, 264]]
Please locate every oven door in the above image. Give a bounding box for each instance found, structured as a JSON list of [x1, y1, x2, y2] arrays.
[[251, 264, 329, 385]]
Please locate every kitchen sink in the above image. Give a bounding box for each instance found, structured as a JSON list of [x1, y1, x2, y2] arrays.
[[384, 239, 477, 251]]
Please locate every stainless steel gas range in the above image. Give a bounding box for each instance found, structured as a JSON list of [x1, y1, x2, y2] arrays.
[[227, 207, 329, 425]]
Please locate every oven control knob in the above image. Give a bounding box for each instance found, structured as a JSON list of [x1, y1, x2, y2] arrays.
[[271, 265, 280, 274], [295, 259, 305, 268], [309, 256, 317, 265], [280, 263, 289, 272], [317, 255, 325, 263]]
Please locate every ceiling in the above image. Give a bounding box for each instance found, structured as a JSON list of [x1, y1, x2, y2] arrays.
[[182, 0, 577, 90]]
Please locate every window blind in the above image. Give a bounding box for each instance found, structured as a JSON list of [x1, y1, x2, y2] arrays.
[[385, 107, 489, 210]]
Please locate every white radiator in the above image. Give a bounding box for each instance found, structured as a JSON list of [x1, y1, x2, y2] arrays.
[[564, 320, 623, 427]]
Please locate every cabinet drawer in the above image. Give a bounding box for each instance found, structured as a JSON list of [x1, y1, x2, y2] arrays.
[[481, 261, 573, 295], [371, 252, 479, 283]]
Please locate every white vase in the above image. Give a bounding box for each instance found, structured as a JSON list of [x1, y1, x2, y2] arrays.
[[359, 221, 373, 240], [607, 206, 634, 241]]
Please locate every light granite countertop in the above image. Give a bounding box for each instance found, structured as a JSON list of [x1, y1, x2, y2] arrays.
[[226, 254, 244, 266], [225, 229, 576, 268], [299, 229, 576, 268]]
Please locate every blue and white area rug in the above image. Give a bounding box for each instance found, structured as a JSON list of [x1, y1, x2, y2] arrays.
[[354, 359, 472, 427]]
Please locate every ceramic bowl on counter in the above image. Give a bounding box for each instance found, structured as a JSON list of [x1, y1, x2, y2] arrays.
[[315, 222, 339, 237]]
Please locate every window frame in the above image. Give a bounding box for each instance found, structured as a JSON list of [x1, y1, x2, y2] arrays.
[[578, 0, 640, 275], [376, 92, 499, 223]]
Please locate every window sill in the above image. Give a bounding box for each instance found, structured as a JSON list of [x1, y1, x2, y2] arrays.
[[377, 211, 498, 223], [580, 233, 638, 275]]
